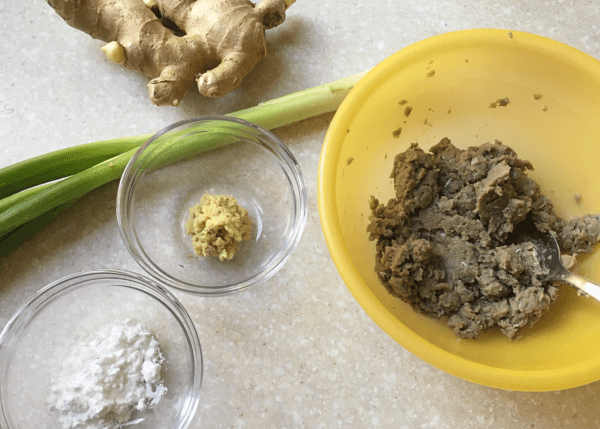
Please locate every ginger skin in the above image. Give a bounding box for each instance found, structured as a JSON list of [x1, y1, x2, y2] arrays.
[[47, 0, 294, 106]]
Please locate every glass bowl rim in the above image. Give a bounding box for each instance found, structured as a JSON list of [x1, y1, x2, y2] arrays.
[[116, 115, 308, 296], [0, 269, 203, 429]]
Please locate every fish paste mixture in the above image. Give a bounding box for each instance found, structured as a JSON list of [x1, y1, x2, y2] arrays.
[[367, 138, 600, 339]]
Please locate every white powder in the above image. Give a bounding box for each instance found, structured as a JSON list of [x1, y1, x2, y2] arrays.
[[48, 319, 167, 429]]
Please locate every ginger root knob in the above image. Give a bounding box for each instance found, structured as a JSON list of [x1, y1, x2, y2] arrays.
[[101, 42, 126, 64], [48, 0, 293, 105]]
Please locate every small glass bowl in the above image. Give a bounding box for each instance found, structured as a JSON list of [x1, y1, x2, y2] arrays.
[[117, 116, 307, 295], [0, 270, 203, 429]]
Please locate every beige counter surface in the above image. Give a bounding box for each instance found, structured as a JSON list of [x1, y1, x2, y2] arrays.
[[2, 1, 600, 428]]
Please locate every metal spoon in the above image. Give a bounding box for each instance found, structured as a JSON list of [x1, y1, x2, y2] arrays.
[[511, 217, 600, 302]]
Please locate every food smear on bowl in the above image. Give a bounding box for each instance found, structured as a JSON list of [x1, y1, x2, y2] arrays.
[[186, 194, 252, 261], [48, 319, 167, 429], [489, 97, 510, 108], [367, 138, 600, 340]]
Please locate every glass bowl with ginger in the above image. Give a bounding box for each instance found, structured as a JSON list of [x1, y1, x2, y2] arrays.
[[117, 116, 307, 296]]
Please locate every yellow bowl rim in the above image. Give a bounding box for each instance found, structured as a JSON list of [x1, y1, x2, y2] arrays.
[[317, 28, 600, 392]]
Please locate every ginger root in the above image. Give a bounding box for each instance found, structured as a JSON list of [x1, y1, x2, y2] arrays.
[[46, 0, 294, 106]]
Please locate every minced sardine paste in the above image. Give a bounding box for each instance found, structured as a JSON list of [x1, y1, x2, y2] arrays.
[[367, 138, 600, 339]]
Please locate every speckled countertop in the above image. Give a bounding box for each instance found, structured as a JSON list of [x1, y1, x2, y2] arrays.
[[2, 1, 600, 428]]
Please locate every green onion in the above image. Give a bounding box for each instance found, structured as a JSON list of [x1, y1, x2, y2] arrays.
[[0, 71, 367, 256], [0, 136, 151, 200], [0, 198, 80, 259]]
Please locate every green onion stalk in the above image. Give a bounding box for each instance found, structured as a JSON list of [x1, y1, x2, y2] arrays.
[[0, 72, 367, 258]]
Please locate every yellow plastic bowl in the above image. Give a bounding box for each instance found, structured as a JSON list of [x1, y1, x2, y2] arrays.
[[318, 29, 600, 391]]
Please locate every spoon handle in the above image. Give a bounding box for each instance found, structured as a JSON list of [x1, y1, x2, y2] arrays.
[[560, 270, 600, 303]]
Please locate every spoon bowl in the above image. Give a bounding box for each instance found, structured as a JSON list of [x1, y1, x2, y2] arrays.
[[512, 217, 600, 302]]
